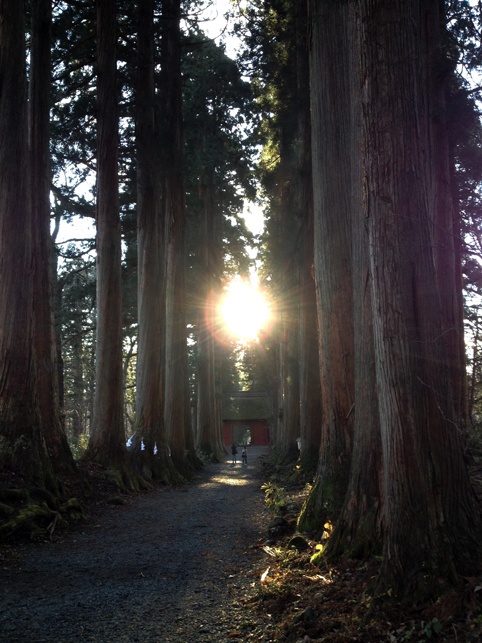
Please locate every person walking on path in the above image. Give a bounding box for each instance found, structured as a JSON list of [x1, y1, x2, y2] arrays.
[[231, 443, 238, 464], [241, 446, 247, 465]]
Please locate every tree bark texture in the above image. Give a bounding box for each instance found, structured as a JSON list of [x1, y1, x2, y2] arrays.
[[0, 0, 55, 486], [162, 0, 196, 473], [299, 0, 355, 533], [30, 0, 76, 473], [425, 0, 467, 431], [359, 0, 481, 597], [87, 0, 125, 465], [134, 0, 177, 481]]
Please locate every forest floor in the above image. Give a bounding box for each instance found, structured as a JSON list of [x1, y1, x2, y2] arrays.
[[0, 446, 482, 643]]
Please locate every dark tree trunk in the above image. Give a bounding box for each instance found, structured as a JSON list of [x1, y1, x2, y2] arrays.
[[196, 175, 224, 462], [275, 124, 300, 461], [298, 0, 355, 534], [70, 324, 85, 441], [87, 0, 126, 467], [162, 0, 201, 474], [51, 216, 66, 431], [30, 0, 77, 473], [279, 299, 300, 460], [295, 0, 321, 473], [359, 0, 481, 599], [134, 0, 179, 482], [0, 0, 55, 488], [426, 1, 468, 432]]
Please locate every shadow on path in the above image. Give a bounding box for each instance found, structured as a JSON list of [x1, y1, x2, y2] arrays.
[[0, 446, 272, 643]]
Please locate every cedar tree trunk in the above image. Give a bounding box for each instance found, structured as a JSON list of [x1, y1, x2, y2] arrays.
[[87, 0, 126, 466], [0, 0, 55, 488], [30, 0, 77, 473], [359, 0, 481, 599], [298, 0, 355, 534]]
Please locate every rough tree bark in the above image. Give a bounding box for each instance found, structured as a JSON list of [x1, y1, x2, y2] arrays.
[[298, 0, 355, 534], [30, 0, 77, 474], [426, 2, 468, 431], [0, 0, 56, 489], [134, 0, 180, 483], [162, 0, 201, 475], [359, 0, 481, 599], [86, 0, 127, 470]]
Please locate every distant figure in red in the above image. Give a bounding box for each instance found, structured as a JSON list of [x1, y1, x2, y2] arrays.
[[231, 443, 238, 464]]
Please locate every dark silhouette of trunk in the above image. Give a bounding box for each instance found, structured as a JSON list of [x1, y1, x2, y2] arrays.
[[298, 0, 355, 533], [30, 0, 77, 473], [51, 216, 66, 432], [427, 3, 468, 432], [359, 0, 481, 599], [276, 125, 300, 460], [71, 329, 84, 440], [162, 0, 201, 475], [196, 174, 224, 462], [280, 299, 300, 460], [0, 0, 56, 489], [134, 0, 180, 482], [87, 0, 126, 467], [295, 0, 321, 472]]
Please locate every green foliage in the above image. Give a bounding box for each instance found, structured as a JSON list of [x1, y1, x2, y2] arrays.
[[257, 581, 294, 601], [423, 617, 443, 639], [68, 434, 89, 460], [473, 609, 482, 625], [261, 481, 287, 515]]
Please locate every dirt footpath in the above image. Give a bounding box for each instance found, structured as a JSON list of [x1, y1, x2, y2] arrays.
[[0, 448, 273, 643]]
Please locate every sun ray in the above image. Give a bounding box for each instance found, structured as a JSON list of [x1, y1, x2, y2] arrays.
[[220, 281, 270, 341]]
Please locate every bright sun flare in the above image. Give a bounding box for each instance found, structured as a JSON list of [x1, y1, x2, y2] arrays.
[[221, 281, 270, 341]]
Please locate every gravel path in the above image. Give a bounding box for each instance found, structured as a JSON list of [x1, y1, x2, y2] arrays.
[[0, 447, 273, 643]]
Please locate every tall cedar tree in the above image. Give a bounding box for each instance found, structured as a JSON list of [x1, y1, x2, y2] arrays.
[[162, 0, 201, 474], [196, 170, 225, 462], [300, 0, 482, 599], [0, 0, 56, 488], [86, 0, 126, 467], [307, 0, 383, 559], [298, 0, 356, 533], [134, 0, 181, 482], [294, 0, 321, 472], [359, 0, 481, 599], [30, 0, 77, 474]]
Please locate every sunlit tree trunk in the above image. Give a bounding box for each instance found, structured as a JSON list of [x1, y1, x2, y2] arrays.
[[0, 0, 55, 488], [87, 0, 126, 466], [30, 0, 77, 473]]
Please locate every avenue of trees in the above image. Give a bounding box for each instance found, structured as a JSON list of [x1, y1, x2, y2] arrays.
[[2, 0, 482, 601]]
